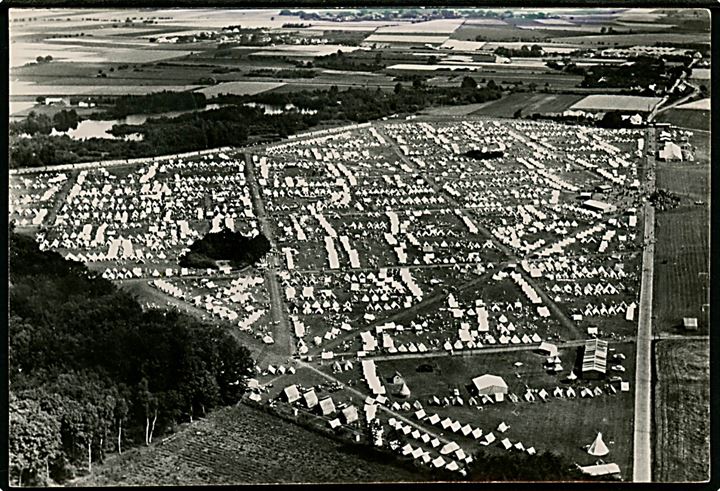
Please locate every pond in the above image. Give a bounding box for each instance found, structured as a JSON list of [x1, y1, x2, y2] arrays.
[[52, 103, 225, 141]]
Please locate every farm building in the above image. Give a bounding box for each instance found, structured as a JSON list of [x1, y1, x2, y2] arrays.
[[472, 374, 508, 396], [582, 338, 609, 379], [683, 317, 699, 331], [582, 199, 617, 214]]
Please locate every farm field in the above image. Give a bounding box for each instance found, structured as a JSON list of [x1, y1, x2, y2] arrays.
[[549, 32, 710, 46], [653, 339, 709, 482], [195, 81, 287, 97], [655, 109, 710, 132], [10, 82, 202, 97], [470, 92, 584, 117], [73, 403, 428, 485], [373, 342, 637, 478]]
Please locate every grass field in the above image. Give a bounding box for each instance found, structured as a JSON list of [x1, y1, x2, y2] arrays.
[[470, 92, 584, 117], [653, 339, 710, 482], [74, 403, 427, 485], [654, 109, 710, 132], [652, 200, 709, 334], [375, 342, 636, 478], [653, 131, 709, 334]]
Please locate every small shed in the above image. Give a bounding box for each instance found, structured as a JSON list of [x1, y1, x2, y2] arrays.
[[683, 317, 698, 331]]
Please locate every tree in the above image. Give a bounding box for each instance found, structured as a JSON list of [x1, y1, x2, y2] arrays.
[[486, 79, 498, 90], [9, 393, 62, 486], [394, 82, 402, 94], [513, 108, 522, 118], [461, 76, 478, 89]]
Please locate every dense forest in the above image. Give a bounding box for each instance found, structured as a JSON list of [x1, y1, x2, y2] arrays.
[[8, 229, 254, 486], [9, 81, 501, 169], [179, 229, 271, 270]]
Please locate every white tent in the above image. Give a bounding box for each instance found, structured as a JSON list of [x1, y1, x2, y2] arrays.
[[587, 432, 610, 457], [472, 374, 508, 395]]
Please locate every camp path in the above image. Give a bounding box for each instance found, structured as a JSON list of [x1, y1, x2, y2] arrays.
[[245, 152, 295, 358], [632, 127, 657, 482]]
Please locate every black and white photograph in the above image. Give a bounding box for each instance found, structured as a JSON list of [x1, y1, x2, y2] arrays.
[[6, 5, 712, 486]]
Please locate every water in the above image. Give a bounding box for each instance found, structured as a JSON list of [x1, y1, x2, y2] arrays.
[[54, 103, 224, 141]]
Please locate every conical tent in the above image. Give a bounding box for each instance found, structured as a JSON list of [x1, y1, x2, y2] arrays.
[[587, 432, 610, 457]]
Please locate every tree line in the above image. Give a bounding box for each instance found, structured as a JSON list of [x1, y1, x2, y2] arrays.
[[90, 91, 208, 119], [9, 229, 254, 486]]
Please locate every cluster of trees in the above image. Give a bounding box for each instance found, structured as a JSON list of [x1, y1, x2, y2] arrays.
[[179, 228, 271, 270], [580, 56, 682, 91], [649, 189, 681, 211], [9, 229, 254, 486], [245, 68, 317, 79], [9, 109, 81, 136], [546, 60, 587, 77], [314, 50, 386, 72], [91, 91, 208, 119], [494, 45, 544, 58], [10, 81, 502, 169]]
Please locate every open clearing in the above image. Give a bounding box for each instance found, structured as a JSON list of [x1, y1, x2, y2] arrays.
[[470, 92, 584, 117], [74, 403, 426, 485], [653, 339, 709, 482]]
